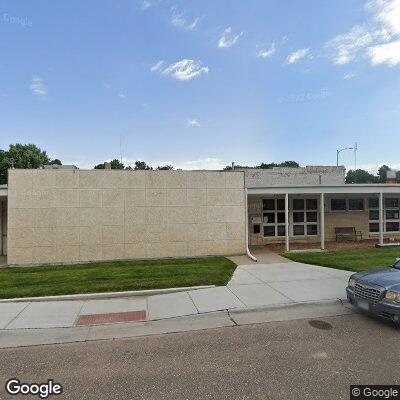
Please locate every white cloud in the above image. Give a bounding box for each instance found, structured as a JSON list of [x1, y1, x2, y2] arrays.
[[367, 39, 400, 65], [151, 59, 209, 81], [141, 0, 151, 10], [118, 93, 127, 99], [150, 60, 164, 72], [170, 7, 199, 30], [326, 0, 400, 67], [172, 158, 227, 170], [326, 25, 374, 65], [286, 48, 310, 64], [30, 76, 47, 98], [258, 42, 276, 59], [187, 119, 200, 127], [343, 72, 357, 79], [218, 27, 243, 48], [368, 0, 400, 36]]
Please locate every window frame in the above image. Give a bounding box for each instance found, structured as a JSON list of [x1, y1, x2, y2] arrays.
[[291, 198, 318, 237], [368, 196, 400, 234], [262, 198, 286, 238]]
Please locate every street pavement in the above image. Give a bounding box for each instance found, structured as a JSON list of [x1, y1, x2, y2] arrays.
[[0, 262, 353, 348], [0, 313, 398, 400]]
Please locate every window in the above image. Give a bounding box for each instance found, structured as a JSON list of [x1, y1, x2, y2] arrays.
[[292, 198, 318, 236], [263, 226, 275, 237], [386, 198, 399, 208], [277, 212, 285, 223], [306, 212, 317, 222], [263, 199, 275, 211], [253, 224, 260, 234], [349, 198, 364, 211], [369, 198, 379, 209], [293, 199, 304, 210], [276, 199, 285, 210], [331, 198, 364, 212], [263, 212, 275, 224], [369, 197, 400, 233], [307, 225, 318, 235], [293, 212, 304, 223], [369, 210, 379, 220], [262, 198, 286, 238], [386, 210, 400, 220], [387, 222, 400, 232], [306, 199, 318, 210], [331, 199, 347, 211], [277, 226, 286, 236], [293, 225, 304, 236]]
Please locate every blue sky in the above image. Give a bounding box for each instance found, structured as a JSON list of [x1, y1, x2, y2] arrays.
[[1, 0, 400, 172]]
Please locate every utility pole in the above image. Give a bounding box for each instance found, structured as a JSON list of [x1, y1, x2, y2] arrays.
[[119, 134, 123, 164], [354, 142, 358, 170]]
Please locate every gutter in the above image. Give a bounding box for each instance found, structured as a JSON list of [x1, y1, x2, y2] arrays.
[[244, 188, 257, 262]]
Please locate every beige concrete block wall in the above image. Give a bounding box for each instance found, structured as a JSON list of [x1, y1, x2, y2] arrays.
[[7, 169, 246, 265]]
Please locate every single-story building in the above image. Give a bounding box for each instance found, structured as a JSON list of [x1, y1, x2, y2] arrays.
[[2, 165, 400, 265]]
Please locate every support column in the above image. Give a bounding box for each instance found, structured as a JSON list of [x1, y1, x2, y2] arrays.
[[379, 192, 384, 246], [320, 193, 325, 251], [285, 193, 289, 252]]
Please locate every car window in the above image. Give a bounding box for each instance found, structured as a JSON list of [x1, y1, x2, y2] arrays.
[[394, 260, 400, 269]]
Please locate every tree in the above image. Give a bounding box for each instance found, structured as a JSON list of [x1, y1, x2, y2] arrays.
[[277, 161, 300, 168], [224, 161, 300, 170], [94, 159, 124, 169], [377, 165, 390, 183], [50, 159, 62, 165], [345, 169, 378, 184], [0, 143, 52, 184], [223, 164, 252, 170], [156, 165, 173, 170], [134, 161, 153, 170]]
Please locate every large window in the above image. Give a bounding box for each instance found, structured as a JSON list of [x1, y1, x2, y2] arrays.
[[262, 198, 286, 237], [331, 198, 364, 211], [369, 197, 400, 233], [292, 198, 318, 236]]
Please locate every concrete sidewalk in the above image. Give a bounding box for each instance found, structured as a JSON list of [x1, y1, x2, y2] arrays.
[[0, 262, 353, 348]]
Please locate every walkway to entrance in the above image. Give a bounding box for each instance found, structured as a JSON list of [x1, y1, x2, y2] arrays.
[[228, 247, 291, 265]]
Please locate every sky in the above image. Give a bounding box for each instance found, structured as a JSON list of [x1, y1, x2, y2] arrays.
[[0, 0, 400, 172]]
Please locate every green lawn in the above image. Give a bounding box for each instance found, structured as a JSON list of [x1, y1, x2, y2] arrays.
[[0, 257, 237, 299], [283, 247, 400, 272]]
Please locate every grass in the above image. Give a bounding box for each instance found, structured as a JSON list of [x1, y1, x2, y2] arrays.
[[283, 247, 400, 273], [0, 257, 237, 299]]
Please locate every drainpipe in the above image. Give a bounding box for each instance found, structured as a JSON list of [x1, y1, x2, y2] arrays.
[[245, 188, 257, 262]]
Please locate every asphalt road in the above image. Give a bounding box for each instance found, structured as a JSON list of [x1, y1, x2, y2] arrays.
[[0, 313, 399, 400]]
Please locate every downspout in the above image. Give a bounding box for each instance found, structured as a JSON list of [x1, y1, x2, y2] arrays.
[[245, 188, 257, 262]]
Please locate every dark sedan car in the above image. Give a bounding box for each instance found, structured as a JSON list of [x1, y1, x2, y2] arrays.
[[347, 258, 400, 324]]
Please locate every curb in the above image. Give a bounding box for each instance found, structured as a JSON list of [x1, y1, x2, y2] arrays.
[[0, 285, 215, 303], [228, 298, 351, 314]]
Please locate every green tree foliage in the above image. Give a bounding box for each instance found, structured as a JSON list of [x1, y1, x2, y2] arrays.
[[224, 161, 300, 170], [377, 165, 390, 183], [345, 169, 378, 184], [134, 161, 153, 170], [0, 143, 54, 184], [50, 159, 62, 166], [156, 165, 174, 170], [94, 159, 125, 169], [345, 165, 399, 184]]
